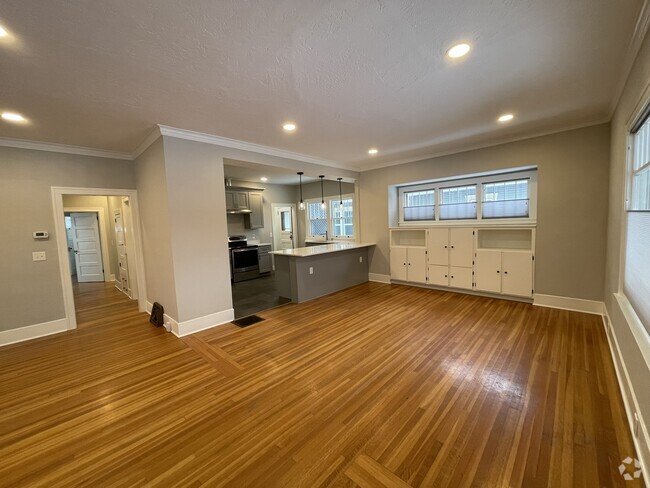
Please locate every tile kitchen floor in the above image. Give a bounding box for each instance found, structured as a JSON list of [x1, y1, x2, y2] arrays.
[[231, 272, 291, 319]]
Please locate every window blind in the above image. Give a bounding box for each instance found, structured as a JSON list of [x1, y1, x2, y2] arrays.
[[624, 212, 650, 335]]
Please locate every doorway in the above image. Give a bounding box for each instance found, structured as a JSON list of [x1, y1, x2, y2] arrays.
[[52, 187, 147, 330], [272, 204, 296, 251]]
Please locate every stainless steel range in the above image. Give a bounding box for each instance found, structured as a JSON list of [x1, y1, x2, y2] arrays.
[[228, 236, 259, 282]]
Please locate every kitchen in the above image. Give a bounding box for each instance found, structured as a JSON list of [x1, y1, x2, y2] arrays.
[[224, 160, 358, 319]]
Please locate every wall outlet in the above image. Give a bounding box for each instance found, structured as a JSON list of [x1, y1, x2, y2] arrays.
[[359, 256, 363, 263], [32, 251, 46, 262], [309, 267, 313, 275]]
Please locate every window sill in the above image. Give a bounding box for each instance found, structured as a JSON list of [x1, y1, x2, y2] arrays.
[[396, 219, 536, 228]]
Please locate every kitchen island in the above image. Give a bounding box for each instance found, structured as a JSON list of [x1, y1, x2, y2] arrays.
[[270, 242, 375, 303]]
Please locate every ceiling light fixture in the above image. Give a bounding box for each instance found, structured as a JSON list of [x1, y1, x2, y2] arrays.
[[319, 175, 326, 210], [0, 25, 8, 37], [297, 172, 305, 210], [498, 113, 514, 123], [282, 122, 297, 132], [260, 177, 268, 182], [446, 43, 471, 59], [1, 112, 26, 123], [337, 177, 343, 209], [368, 148, 378, 155]]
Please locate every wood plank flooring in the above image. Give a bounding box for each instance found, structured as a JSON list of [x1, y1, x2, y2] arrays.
[[0, 282, 642, 487]]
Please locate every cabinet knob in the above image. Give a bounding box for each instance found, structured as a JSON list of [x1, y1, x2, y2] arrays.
[[445, 275, 447, 278], [504, 271, 508, 275], [444, 245, 448, 248], [497, 270, 500, 273], [451, 246, 455, 249], [451, 276, 454, 279]]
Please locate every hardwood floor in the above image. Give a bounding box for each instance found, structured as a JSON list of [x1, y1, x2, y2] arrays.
[[0, 282, 641, 487]]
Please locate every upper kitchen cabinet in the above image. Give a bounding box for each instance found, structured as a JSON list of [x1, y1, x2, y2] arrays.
[[225, 190, 250, 212], [245, 192, 264, 229]]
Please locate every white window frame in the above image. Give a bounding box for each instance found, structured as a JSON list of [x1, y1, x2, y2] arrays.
[[626, 104, 650, 212], [397, 169, 537, 226], [305, 194, 356, 240]]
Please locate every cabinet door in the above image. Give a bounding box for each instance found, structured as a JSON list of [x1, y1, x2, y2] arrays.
[[428, 265, 449, 286], [235, 192, 249, 209], [502, 252, 534, 297], [449, 266, 473, 290], [407, 248, 427, 283], [390, 248, 408, 281], [427, 228, 449, 266], [225, 192, 236, 210], [246, 192, 264, 229], [258, 253, 272, 273], [475, 250, 502, 293], [449, 228, 474, 267]]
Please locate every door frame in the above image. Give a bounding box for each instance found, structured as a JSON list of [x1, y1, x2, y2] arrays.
[[271, 203, 297, 250], [52, 187, 148, 330], [64, 207, 111, 282]]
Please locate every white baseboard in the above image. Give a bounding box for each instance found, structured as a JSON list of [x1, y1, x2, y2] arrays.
[[0, 318, 68, 347], [175, 309, 235, 337], [602, 305, 650, 485], [146, 301, 233, 337], [109, 274, 116, 282], [533, 294, 604, 315], [369, 273, 391, 284]]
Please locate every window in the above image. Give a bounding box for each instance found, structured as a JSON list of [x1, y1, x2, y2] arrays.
[[630, 108, 650, 210], [440, 185, 476, 220], [397, 168, 537, 224], [482, 179, 529, 218], [403, 190, 435, 221], [306, 196, 355, 239]]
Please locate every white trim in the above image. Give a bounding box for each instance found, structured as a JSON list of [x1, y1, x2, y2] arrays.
[[615, 293, 650, 371], [0, 318, 68, 347], [64, 206, 112, 283], [109, 274, 116, 282], [174, 309, 235, 337], [533, 294, 604, 315], [0, 136, 132, 160], [157, 125, 350, 170], [52, 187, 148, 330], [132, 126, 163, 159], [369, 273, 391, 284], [602, 305, 650, 486]]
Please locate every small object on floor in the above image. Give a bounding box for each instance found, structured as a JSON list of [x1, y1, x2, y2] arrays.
[[150, 302, 164, 327], [232, 315, 265, 328]]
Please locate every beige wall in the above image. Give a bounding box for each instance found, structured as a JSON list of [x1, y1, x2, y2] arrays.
[[133, 138, 179, 320], [62, 195, 120, 279], [604, 29, 650, 466], [0, 146, 135, 332], [359, 123, 611, 301]]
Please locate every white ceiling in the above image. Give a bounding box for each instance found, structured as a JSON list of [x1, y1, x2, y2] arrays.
[[224, 159, 321, 185], [0, 1, 644, 170]]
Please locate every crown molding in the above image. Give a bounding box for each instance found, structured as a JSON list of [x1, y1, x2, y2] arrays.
[[610, 0, 650, 116], [132, 126, 163, 159], [156, 125, 352, 170], [355, 117, 611, 172], [0, 136, 132, 160]]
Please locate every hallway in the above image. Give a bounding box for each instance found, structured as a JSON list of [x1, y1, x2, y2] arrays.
[[72, 278, 138, 329]]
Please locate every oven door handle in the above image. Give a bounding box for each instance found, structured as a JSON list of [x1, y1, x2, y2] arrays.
[[232, 248, 256, 253]]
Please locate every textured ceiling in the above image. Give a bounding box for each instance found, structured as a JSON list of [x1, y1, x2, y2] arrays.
[[0, 0, 644, 170]]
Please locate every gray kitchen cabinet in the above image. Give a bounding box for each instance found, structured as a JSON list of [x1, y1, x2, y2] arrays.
[[245, 192, 264, 229], [225, 190, 249, 211], [258, 244, 272, 273]]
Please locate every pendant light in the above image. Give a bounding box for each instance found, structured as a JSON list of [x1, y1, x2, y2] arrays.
[[337, 177, 343, 209], [297, 172, 305, 210], [319, 175, 326, 210]]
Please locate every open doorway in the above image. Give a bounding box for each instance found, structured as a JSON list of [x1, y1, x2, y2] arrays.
[[52, 188, 147, 330]]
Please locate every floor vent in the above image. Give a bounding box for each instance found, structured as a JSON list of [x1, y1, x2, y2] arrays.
[[232, 315, 265, 328]]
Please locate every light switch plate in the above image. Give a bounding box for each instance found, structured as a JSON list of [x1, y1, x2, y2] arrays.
[[309, 267, 313, 275], [32, 251, 46, 262]]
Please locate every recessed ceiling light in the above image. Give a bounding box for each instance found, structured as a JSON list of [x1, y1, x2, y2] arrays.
[[0, 25, 8, 37], [260, 177, 268, 182], [1, 112, 26, 123], [446, 43, 471, 59], [368, 148, 378, 155], [282, 122, 296, 132], [498, 113, 514, 123]]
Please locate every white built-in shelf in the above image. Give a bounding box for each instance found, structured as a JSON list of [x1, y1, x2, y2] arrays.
[[390, 229, 426, 247], [476, 228, 533, 251]]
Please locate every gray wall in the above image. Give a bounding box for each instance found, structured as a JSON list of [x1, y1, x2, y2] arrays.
[[62, 194, 119, 279], [134, 138, 179, 319], [605, 29, 650, 465], [359, 123, 610, 301], [0, 146, 135, 331]]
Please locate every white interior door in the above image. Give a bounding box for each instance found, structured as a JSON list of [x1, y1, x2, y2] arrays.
[[71, 212, 104, 283], [114, 209, 130, 296], [502, 251, 534, 297], [65, 215, 76, 275], [273, 206, 295, 250], [474, 250, 502, 293]]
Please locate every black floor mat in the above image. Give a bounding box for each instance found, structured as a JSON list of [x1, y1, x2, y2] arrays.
[[232, 315, 265, 328]]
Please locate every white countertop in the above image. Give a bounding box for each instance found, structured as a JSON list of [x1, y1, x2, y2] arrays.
[[270, 242, 375, 257]]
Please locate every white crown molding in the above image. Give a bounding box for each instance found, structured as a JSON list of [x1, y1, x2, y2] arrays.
[[610, 0, 650, 116], [356, 117, 611, 172], [157, 124, 353, 171], [132, 126, 163, 159], [0, 136, 133, 160]]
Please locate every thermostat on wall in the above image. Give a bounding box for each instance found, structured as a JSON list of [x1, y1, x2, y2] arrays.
[[33, 231, 49, 240]]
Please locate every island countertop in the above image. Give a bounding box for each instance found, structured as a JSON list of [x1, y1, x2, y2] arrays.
[[270, 242, 375, 257]]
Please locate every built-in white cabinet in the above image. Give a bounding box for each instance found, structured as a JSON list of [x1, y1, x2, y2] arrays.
[[390, 226, 535, 300]]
